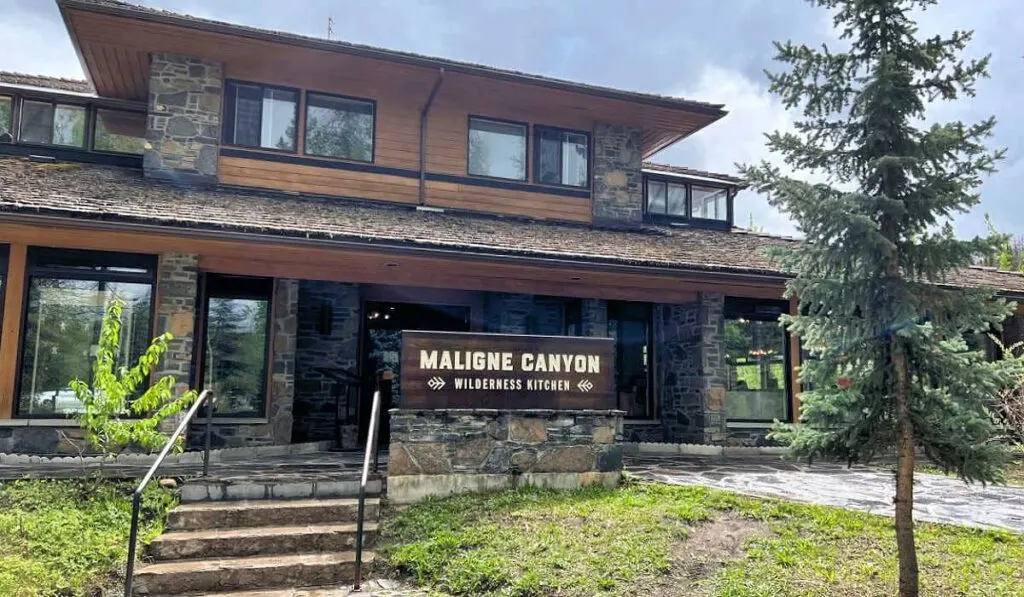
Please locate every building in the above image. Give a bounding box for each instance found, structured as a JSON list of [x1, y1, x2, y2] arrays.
[[2, 0, 1023, 456]]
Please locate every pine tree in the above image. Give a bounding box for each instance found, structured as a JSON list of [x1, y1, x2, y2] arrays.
[[742, 2, 1015, 595]]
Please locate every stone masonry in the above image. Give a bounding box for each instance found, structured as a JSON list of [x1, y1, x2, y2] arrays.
[[592, 123, 643, 225], [388, 408, 624, 503], [145, 53, 223, 182], [293, 281, 361, 444], [581, 298, 607, 338], [155, 252, 200, 400]]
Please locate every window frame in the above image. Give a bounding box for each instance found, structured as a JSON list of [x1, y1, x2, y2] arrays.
[[196, 274, 275, 419], [17, 98, 90, 149], [302, 90, 377, 163], [607, 301, 656, 421], [0, 95, 13, 142], [221, 79, 301, 154], [723, 297, 793, 424], [466, 115, 530, 182], [91, 107, 148, 156], [14, 248, 158, 419], [643, 174, 735, 229], [532, 125, 591, 189]]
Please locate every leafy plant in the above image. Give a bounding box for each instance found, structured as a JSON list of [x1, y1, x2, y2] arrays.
[[71, 297, 198, 457]]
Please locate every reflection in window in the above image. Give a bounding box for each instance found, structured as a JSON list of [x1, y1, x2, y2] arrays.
[[0, 96, 11, 141], [609, 301, 653, 419], [535, 127, 588, 187], [691, 185, 729, 220], [17, 249, 155, 416], [201, 276, 272, 417], [304, 93, 374, 161], [468, 117, 526, 180], [20, 101, 86, 147], [645, 180, 687, 217], [725, 316, 788, 422], [94, 109, 146, 154], [225, 82, 297, 151]]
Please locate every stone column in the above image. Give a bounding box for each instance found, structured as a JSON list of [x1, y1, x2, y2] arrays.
[[657, 301, 704, 443], [581, 299, 608, 337], [154, 253, 199, 435], [483, 293, 533, 334], [699, 293, 728, 444], [268, 279, 299, 444], [592, 123, 643, 226], [145, 53, 223, 182]]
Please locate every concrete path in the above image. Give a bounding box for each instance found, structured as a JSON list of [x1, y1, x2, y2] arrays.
[[625, 454, 1024, 533]]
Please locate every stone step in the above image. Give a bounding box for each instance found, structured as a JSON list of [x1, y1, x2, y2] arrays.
[[167, 498, 380, 531], [149, 522, 378, 560], [181, 476, 382, 502], [132, 552, 373, 596]]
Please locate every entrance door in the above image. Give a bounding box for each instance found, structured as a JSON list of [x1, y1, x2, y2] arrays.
[[360, 301, 471, 445]]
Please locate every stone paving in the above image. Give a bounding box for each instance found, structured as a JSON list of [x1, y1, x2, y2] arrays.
[[625, 454, 1024, 533]]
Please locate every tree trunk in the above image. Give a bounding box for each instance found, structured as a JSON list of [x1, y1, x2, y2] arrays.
[[892, 340, 919, 597]]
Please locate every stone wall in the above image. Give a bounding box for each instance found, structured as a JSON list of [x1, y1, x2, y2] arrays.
[[482, 293, 533, 334], [145, 53, 223, 182], [592, 123, 643, 225], [726, 427, 777, 447], [388, 408, 624, 503], [155, 253, 200, 402], [293, 281, 361, 445], [581, 298, 608, 338]]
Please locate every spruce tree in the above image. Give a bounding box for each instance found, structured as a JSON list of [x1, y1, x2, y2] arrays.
[[742, 1, 1015, 595]]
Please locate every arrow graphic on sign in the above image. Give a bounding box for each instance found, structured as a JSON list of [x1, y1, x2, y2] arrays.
[[427, 377, 446, 390], [577, 379, 593, 392]]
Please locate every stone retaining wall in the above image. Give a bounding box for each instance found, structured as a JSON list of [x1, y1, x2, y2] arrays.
[[388, 408, 625, 503]]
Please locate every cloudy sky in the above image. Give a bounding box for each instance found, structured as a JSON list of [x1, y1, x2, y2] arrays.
[[2, 0, 1021, 239]]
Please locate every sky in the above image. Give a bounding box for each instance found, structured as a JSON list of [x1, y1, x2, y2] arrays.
[[1, 0, 1022, 239]]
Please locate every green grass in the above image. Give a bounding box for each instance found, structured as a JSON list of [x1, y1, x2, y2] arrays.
[[0, 479, 177, 597], [378, 480, 1024, 596]]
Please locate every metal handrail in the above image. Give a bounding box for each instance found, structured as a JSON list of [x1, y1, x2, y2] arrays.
[[124, 390, 214, 597], [353, 385, 382, 591]]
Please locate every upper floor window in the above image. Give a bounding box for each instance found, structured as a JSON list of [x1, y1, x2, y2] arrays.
[[304, 92, 374, 162], [691, 185, 729, 221], [0, 96, 11, 141], [20, 100, 86, 147], [535, 127, 589, 187], [646, 180, 687, 217], [93, 109, 146, 155], [468, 116, 526, 181], [645, 176, 732, 224], [224, 81, 298, 151]]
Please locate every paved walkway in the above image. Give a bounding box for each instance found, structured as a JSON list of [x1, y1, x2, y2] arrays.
[[625, 455, 1024, 533]]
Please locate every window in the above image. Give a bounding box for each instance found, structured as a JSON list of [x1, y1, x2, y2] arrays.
[[19, 101, 86, 147], [199, 275, 273, 417], [93, 109, 146, 154], [691, 185, 729, 221], [608, 301, 653, 419], [646, 180, 687, 217], [724, 298, 790, 423], [223, 81, 298, 151], [468, 117, 527, 180], [0, 96, 12, 141], [304, 93, 374, 161], [535, 127, 589, 187], [17, 249, 156, 416]]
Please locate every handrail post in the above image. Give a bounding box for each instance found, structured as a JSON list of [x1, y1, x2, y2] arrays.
[[202, 393, 213, 477], [353, 384, 381, 592], [124, 491, 142, 597]]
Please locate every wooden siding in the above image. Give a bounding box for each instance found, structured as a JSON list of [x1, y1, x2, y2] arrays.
[[0, 244, 27, 419]]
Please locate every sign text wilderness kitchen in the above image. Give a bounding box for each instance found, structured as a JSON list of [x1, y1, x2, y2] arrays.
[[400, 331, 616, 409]]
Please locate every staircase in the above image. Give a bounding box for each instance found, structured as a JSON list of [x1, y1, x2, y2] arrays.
[[132, 476, 383, 596]]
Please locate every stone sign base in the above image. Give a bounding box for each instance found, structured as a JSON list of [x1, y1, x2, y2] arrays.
[[388, 408, 625, 504]]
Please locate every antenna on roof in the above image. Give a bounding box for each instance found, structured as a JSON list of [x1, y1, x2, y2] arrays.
[[327, 16, 334, 40]]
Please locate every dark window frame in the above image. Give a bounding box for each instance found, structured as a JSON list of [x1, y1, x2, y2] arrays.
[[302, 89, 377, 163], [17, 98, 91, 149], [723, 297, 793, 424], [0, 245, 8, 345], [14, 248, 158, 419], [466, 114, 529, 182], [221, 79, 301, 154], [607, 301, 656, 420], [643, 174, 735, 229], [195, 274, 275, 419], [533, 124, 591, 189], [0, 95, 13, 142]]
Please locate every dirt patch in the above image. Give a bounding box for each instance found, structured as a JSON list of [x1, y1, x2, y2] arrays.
[[636, 513, 768, 596]]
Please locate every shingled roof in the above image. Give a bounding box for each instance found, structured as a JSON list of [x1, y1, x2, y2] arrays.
[[0, 72, 93, 95], [1, 156, 1022, 295]]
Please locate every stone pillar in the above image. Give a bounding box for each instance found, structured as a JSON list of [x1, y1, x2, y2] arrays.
[[268, 279, 298, 444], [581, 299, 608, 337], [700, 293, 728, 444], [154, 252, 199, 396], [483, 293, 533, 334], [145, 53, 223, 182], [293, 281, 361, 444], [592, 123, 643, 226]]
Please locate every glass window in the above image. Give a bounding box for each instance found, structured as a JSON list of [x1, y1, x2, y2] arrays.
[[225, 82, 297, 151], [725, 299, 790, 423], [93, 109, 146, 154], [535, 127, 589, 187], [691, 185, 729, 220], [646, 180, 667, 214], [0, 96, 12, 141], [200, 275, 272, 417], [468, 117, 526, 180], [19, 101, 86, 147], [645, 179, 687, 217], [667, 183, 687, 216], [608, 301, 653, 419], [17, 249, 156, 416], [304, 93, 374, 161]]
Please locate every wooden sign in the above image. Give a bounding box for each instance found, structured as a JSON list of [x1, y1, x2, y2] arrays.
[[400, 331, 616, 409]]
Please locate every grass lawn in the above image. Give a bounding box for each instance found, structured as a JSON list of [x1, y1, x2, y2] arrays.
[[378, 480, 1024, 596], [0, 479, 176, 597]]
